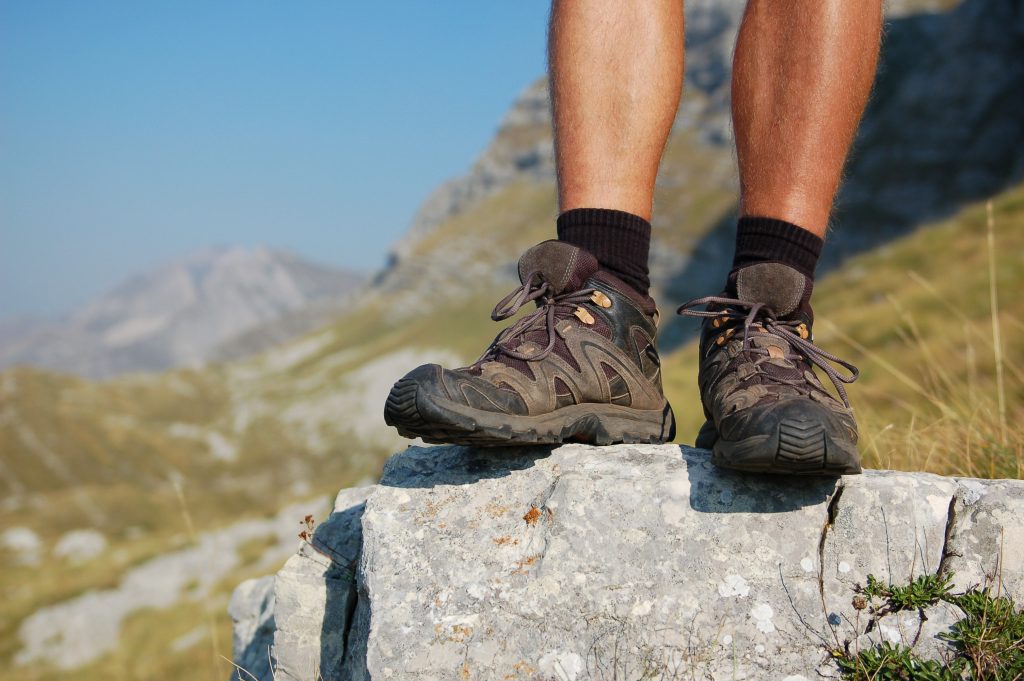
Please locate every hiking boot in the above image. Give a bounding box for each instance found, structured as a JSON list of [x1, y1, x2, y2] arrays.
[[678, 262, 862, 475], [384, 240, 676, 446]]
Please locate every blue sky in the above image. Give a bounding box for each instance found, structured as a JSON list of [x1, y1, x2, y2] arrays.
[[0, 1, 550, 318]]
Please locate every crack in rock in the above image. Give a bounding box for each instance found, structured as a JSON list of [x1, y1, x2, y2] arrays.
[[818, 480, 845, 646], [907, 487, 960, 650], [818, 480, 845, 603], [937, 487, 960, 577], [339, 548, 362, 676]]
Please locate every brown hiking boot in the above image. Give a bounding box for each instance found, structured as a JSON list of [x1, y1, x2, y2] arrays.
[[384, 240, 676, 446], [678, 262, 862, 475]]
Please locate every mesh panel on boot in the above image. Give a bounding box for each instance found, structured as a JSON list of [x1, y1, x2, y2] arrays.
[[554, 377, 576, 408]]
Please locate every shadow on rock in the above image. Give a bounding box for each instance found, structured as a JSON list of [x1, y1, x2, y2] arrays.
[[681, 447, 840, 514], [378, 444, 556, 489], [228, 576, 276, 681], [316, 498, 369, 681]]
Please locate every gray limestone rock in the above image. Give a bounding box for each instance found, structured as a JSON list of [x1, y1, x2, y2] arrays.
[[230, 444, 1024, 680], [229, 576, 276, 681], [53, 528, 108, 564], [942, 479, 1024, 596], [270, 486, 374, 681]]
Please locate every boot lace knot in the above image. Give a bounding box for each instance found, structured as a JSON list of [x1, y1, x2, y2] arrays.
[[678, 295, 860, 406], [471, 271, 596, 367]]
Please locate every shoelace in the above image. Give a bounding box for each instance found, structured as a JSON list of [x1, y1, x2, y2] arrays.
[[471, 270, 595, 367], [678, 295, 860, 406]]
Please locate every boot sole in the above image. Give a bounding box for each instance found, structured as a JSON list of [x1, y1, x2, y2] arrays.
[[384, 377, 676, 446], [705, 418, 861, 476]]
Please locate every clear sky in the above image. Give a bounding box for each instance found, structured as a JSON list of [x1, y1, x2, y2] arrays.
[[0, 1, 550, 319]]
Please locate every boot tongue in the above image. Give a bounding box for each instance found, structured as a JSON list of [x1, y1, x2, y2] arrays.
[[518, 240, 599, 294], [734, 262, 811, 319]]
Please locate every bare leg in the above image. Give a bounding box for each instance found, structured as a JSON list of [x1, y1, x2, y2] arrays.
[[685, 1, 884, 475], [549, 0, 684, 221], [732, 0, 883, 236]]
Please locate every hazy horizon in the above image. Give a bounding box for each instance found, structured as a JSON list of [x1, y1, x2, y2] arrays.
[[0, 1, 549, 319]]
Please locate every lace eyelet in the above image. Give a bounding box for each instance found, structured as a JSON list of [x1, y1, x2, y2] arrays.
[[591, 291, 613, 308], [574, 307, 595, 325]]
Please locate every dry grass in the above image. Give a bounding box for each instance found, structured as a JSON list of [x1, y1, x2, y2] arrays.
[[822, 312, 1022, 479]]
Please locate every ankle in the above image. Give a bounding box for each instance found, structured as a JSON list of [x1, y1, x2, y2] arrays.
[[556, 208, 652, 297], [592, 270, 658, 317], [725, 217, 821, 321], [730, 216, 823, 280]]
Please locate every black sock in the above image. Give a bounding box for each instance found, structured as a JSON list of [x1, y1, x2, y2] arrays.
[[730, 216, 823, 281], [556, 208, 651, 296]]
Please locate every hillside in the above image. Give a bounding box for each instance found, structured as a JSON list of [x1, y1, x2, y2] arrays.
[[371, 0, 1023, 352], [1, 0, 1021, 678]]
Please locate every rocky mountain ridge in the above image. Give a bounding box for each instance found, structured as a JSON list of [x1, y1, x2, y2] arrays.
[[0, 246, 365, 378], [370, 0, 1024, 347], [384, 0, 953, 265], [231, 444, 1024, 680]]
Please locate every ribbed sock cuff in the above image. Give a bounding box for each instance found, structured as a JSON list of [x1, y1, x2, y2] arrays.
[[556, 208, 651, 296], [731, 216, 823, 279]]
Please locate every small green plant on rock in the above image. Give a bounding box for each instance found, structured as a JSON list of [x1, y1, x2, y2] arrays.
[[836, 641, 957, 681], [861, 572, 955, 614], [941, 588, 1024, 679], [835, 572, 1024, 680]]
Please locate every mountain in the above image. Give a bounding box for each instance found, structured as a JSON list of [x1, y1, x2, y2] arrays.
[[2, 0, 1021, 678], [373, 0, 1023, 349], [0, 246, 366, 378]]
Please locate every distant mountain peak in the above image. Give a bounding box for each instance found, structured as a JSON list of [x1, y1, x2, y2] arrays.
[[0, 246, 366, 378]]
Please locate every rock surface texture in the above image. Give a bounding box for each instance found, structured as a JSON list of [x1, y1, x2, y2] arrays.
[[231, 445, 1024, 680]]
